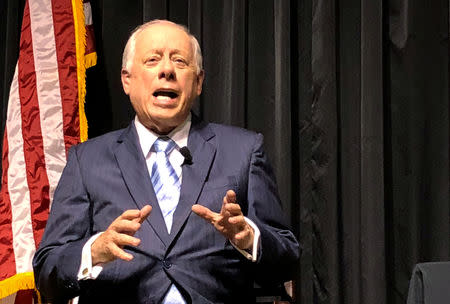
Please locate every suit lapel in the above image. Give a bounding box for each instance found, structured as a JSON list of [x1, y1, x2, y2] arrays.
[[168, 117, 216, 246], [113, 123, 170, 246]]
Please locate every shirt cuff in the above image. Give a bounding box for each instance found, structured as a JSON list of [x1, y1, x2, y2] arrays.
[[231, 217, 260, 262], [77, 232, 104, 280]]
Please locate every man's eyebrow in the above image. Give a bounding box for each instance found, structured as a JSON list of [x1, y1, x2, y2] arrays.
[[169, 49, 188, 56], [145, 48, 163, 54], [143, 48, 187, 56]]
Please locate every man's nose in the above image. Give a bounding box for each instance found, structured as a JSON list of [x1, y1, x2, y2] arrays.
[[158, 59, 175, 80]]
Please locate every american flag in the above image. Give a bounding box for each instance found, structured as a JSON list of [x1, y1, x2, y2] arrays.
[[0, 0, 95, 303]]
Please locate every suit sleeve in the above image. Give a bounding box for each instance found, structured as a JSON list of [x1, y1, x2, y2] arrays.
[[33, 145, 91, 302], [245, 133, 300, 286]]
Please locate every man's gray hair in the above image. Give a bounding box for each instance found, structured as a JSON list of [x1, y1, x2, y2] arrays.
[[122, 20, 203, 75]]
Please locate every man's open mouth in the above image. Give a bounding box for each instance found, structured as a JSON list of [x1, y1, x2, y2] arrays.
[[153, 90, 179, 100]]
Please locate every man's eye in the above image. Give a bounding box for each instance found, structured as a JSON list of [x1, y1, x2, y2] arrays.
[[145, 58, 158, 64], [174, 58, 186, 64]]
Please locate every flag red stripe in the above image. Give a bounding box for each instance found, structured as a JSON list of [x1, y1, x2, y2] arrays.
[[18, 1, 50, 247], [51, 0, 80, 154], [85, 25, 96, 54], [14, 289, 34, 304], [0, 128, 17, 280]]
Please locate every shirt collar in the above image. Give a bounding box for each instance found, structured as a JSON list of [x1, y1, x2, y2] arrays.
[[134, 113, 191, 157]]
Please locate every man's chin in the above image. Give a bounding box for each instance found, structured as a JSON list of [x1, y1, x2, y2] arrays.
[[153, 112, 183, 124], [144, 113, 187, 134]]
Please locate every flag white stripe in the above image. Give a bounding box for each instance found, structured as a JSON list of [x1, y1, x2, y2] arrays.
[[0, 292, 17, 304], [84, 2, 93, 25], [7, 67, 36, 274], [29, 0, 67, 205]]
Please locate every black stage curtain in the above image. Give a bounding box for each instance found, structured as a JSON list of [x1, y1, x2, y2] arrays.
[[1, 0, 449, 303]]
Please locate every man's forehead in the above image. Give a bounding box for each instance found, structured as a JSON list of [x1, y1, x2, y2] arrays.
[[135, 25, 193, 54], [138, 23, 190, 41]]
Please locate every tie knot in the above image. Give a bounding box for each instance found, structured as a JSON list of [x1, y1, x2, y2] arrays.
[[153, 137, 176, 155]]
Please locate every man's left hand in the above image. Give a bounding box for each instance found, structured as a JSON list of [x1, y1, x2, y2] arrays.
[[192, 190, 254, 250]]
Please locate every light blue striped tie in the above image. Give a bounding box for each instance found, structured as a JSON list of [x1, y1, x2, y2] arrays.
[[151, 137, 186, 304], [151, 137, 180, 233]]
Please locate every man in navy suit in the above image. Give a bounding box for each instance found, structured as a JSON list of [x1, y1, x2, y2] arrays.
[[33, 20, 300, 303]]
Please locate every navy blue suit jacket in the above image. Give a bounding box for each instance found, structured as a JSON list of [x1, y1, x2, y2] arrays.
[[33, 116, 300, 303]]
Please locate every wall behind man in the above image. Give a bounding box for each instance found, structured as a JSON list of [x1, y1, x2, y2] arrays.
[[1, 0, 449, 303]]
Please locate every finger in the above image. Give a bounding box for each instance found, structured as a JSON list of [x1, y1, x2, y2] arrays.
[[227, 214, 246, 226], [119, 209, 142, 221], [234, 225, 254, 240], [110, 219, 141, 234], [220, 190, 237, 215], [233, 227, 254, 250], [136, 205, 152, 224], [140, 205, 152, 219], [224, 190, 236, 204], [113, 233, 141, 247], [192, 204, 217, 222], [109, 243, 134, 261], [224, 203, 243, 216]]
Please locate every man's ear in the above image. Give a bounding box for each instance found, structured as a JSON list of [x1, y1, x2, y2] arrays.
[[121, 69, 131, 95], [196, 70, 204, 95]]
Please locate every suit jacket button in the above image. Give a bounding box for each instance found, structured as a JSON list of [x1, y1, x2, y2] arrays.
[[162, 260, 172, 269]]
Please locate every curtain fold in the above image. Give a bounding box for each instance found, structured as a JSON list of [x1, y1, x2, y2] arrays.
[[360, 0, 386, 302], [310, 0, 339, 303], [338, 0, 363, 302]]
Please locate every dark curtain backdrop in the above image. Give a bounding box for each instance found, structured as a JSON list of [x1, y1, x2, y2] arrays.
[[1, 0, 449, 303]]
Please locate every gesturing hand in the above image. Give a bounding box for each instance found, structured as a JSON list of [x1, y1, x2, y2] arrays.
[[192, 190, 254, 250], [91, 205, 152, 265]]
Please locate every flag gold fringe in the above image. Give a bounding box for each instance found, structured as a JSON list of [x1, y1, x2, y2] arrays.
[[0, 272, 35, 299], [85, 52, 97, 69], [72, 0, 88, 142]]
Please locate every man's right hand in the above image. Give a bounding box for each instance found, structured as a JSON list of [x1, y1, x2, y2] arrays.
[[91, 205, 152, 265]]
